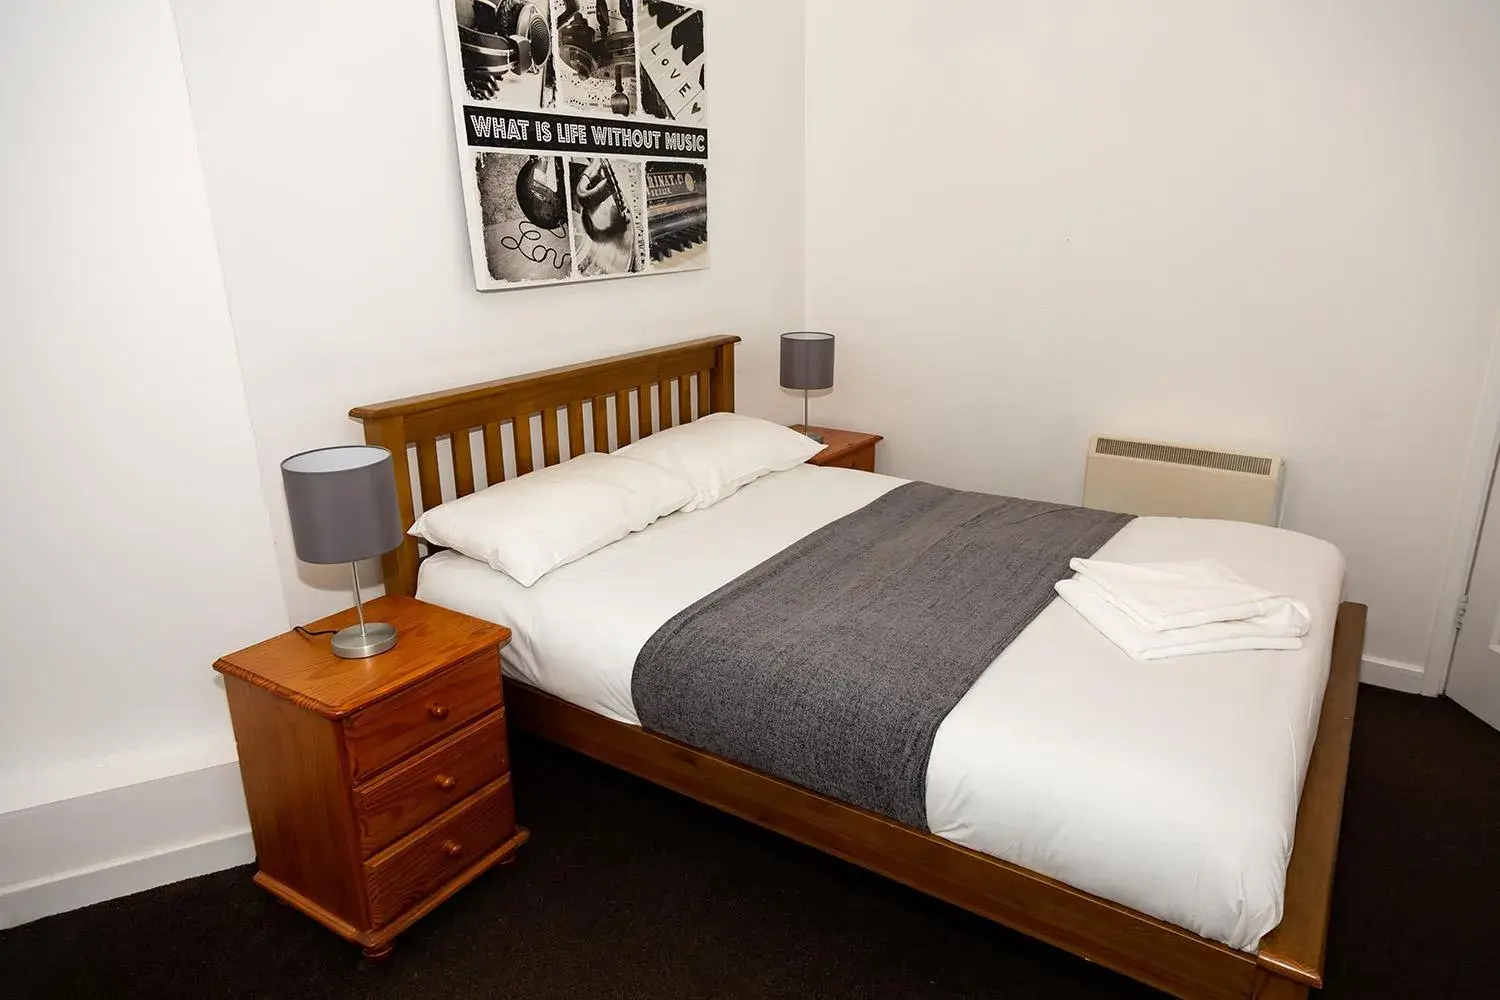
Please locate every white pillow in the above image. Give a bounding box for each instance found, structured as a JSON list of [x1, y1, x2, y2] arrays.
[[616, 412, 824, 511], [408, 452, 694, 586]]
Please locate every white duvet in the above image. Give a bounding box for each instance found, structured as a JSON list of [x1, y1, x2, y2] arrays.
[[418, 465, 1345, 951]]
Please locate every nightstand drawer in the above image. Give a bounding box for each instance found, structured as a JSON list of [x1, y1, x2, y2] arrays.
[[822, 449, 875, 472], [364, 775, 516, 927], [345, 650, 502, 781], [803, 428, 882, 473], [353, 710, 510, 856]]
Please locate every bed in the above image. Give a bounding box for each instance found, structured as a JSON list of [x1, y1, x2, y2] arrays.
[[350, 335, 1363, 1000]]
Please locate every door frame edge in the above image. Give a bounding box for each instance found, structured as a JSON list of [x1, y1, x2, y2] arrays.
[[1424, 310, 1500, 697]]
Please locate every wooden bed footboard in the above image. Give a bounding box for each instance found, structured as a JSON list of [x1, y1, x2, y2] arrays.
[[1254, 601, 1363, 993], [504, 601, 1362, 1000], [350, 337, 1363, 1000]]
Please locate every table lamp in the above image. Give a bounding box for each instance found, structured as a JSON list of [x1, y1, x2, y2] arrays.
[[780, 331, 836, 444], [281, 446, 405, 658]]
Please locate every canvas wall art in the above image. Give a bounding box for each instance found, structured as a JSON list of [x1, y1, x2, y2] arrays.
[[439, 1, 710, 290]]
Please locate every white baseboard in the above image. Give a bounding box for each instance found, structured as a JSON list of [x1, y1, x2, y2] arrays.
[[0, 828, 253, 930], [1360, 655, 1427, 694], [0, 760, 253, 929]]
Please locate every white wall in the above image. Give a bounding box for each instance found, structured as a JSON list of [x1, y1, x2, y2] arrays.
[[169, 0, 809, 625], [8, 0, 1492, 924], [805, 0, 1500, 673], [0, 1, 287, 806], [0, 0, 289, 920]]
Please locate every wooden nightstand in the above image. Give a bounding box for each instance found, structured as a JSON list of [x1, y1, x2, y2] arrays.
[[796, 426, 883, 473], [213, 596, 528, 960]]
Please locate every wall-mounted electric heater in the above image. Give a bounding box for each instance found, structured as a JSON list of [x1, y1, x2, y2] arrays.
[[1083, 435, 1285, 526]]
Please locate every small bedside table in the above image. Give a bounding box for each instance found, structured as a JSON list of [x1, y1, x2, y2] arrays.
[[795, 426, 883, 473], [214, 596, 528, 960]]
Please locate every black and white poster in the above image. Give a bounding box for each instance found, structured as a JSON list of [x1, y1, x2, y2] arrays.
[[439, 1, 710, 291]]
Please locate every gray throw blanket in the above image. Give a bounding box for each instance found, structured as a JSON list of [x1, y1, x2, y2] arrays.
[[632, 482, 1133, 829]]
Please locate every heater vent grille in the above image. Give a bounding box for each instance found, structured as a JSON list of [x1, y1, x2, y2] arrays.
[[1093, 437, 1275, 478], [1084, 436, 1285, 526]]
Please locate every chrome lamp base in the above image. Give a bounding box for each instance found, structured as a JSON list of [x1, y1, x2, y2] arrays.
[[330, 561, 398, 659], [331, 622, 397, 659]]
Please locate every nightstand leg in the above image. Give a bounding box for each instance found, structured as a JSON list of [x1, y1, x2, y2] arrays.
[[362, 942, 395, 962]]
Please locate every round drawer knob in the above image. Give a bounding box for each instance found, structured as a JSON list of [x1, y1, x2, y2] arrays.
[[428, 704, 450, 720], [442, 839, 464, 859], [434, 774, 458, 791]]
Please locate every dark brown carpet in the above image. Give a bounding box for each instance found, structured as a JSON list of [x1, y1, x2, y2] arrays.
[[2, 686, 1496, 999]]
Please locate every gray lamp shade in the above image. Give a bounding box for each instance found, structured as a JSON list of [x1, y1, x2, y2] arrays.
[[281, 446, 404, 565], [780, 332, 836, 391]]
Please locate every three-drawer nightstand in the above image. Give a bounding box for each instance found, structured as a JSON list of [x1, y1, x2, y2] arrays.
[[213, 596, 527, 960], [796, 426, 883, 473]]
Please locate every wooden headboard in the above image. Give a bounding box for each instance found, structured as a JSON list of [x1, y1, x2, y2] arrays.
[[348, 335, 741, 599]]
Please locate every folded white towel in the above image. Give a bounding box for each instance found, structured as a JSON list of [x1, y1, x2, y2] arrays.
[[1068, 557, 1312, 633], [1056, 577, 1306, 661]]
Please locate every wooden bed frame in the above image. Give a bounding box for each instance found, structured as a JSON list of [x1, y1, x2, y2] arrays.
[[350, 335, 1363, 1000]]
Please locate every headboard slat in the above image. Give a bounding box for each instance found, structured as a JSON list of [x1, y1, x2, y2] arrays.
[[350, 335, 741, 598], [541, 407, 562, 467], [567, 400, 586, 458], [514, 416, 535, 476], [415, 438, 442, 511], [636, 384, 654, 438], [592, 396, 609, 453], [482, 423, 504, 486], [614, 389, 633, 447], [452, 430, 475, 498]]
